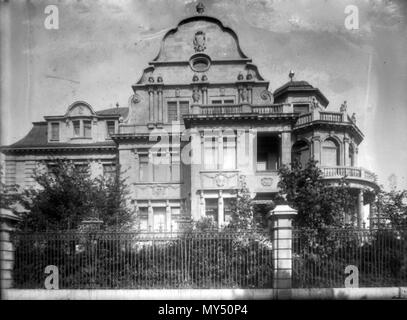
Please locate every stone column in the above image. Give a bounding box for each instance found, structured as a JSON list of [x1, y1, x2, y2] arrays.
[[247, 85, 253, 104], [157, 88, 163, 125], [148, 88, 154, 125], [1, 209, 20, 290], [357, 189, 364, 229], [311, 136, 321, 164], [268, 204, 297, 293], [280, 131, 291, 166], [218, 190, 224, 228], [201, 87, 208, 105], [343, 137, 349, 167]]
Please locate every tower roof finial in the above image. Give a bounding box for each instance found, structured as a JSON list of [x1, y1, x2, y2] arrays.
[[289, 70, 295, 82], [196, 2, 205, 14]]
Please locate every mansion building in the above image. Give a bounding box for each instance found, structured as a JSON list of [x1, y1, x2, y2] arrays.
[[1, 3, 379, 231]]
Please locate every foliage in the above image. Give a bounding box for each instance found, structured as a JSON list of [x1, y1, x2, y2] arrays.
[[18, 159, 135, 231], [13, 230, 273, 289], [0, 164, 22, 210], [227, 176, 256, 230], [278, 159, 355, 230], [375, 189, 407, 230]]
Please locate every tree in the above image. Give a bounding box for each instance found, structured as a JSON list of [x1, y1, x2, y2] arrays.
[[375, 188, 407, 230], [227, 176, 256, 230], [278, 159, 355, 230], [19, 159, 135, 231]]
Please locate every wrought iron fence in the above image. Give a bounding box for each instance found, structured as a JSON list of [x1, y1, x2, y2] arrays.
[[12, 230, 273, 289], [292, 228, 407, 288]]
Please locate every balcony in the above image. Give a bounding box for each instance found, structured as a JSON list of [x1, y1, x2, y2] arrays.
[[294, 110, 364, 143], [321, 166, 378, 187]]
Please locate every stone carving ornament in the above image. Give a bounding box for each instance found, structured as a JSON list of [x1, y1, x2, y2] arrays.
[[260, 90, 273, 102], [215, 174, 227, 187], [192, 88, 200, 102], [193, 31, 206, 52], [341, 101, 347, 112], [132, 93, 141, 104], [261, 177, 273, 187]]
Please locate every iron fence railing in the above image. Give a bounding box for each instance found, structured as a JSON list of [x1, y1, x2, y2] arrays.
[[12, 230, 273, 289], [292, 228, 407, 288]]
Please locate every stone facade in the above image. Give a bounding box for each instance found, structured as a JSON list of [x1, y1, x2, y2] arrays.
[[0, 4, 379, 231]]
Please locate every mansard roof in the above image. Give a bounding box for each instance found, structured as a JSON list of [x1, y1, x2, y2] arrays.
[[96, 107, 129, 118], [1, 107, 128, 152]]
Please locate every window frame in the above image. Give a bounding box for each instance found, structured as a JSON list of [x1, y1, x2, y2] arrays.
[[106, 120, 116, 139], [50, 122, 60, 141], [166, 100, 190, 122]]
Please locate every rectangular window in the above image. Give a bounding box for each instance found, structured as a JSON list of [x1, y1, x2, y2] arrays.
[[223, 198, 234, 224], [103, 164, 116, 179], [73, 120, 80, 137], [138, 207, 148, 231], [153, 207, 166, 232], [106, 121, 115, 137], [223, 136, 236, 169], [205, 198, 218, 223], [293, 104, 310, 114], [204, 137, 218, 169], [50, 122, 60, 141], [210, 98, 235, 104], [139, 154, 150, 182], [83, 120, 92, 138], [179, 101, 189, 116], [167, 101, 178, 122], [257, 134, 280, 171]]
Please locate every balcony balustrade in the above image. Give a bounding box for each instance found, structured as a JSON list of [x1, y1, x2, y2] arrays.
[[321, 166, 377, 183], [190, 103, 291, 115]]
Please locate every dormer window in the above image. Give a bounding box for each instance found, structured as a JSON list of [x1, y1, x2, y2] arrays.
[[84, 120, 92, 138], [73, 120, 81, 137], [72, 119, 92, 139], [106, 121, 115, 138], [50, 122, 60, 141]]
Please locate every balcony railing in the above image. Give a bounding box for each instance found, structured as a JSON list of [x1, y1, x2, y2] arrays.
[[190, 103, 291, 116], [321, 166, 377, 183], [295, 111, 345, 126]]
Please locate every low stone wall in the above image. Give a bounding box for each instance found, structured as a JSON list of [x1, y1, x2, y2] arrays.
[[2, 287, 407, 300]]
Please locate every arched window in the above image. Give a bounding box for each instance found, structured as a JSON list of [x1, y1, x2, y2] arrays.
[[292, 140, 310, 168], [349, 144, 355, 167], [322, 138, 340, 166]]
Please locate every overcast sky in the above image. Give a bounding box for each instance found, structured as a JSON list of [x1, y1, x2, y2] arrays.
[[1, 0, 406, 190]]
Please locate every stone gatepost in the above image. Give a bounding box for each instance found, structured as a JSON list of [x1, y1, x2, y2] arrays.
[[0, 208, 20, 290], [268, 204, 297, 298]]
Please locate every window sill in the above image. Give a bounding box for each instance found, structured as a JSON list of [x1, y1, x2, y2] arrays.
[[71, 137, 92, 140], [255, 170, 279, 174]]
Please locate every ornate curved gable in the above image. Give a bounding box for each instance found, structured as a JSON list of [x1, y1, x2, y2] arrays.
[[65, 101, 96, 117], [153, 16, 248, 62]]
